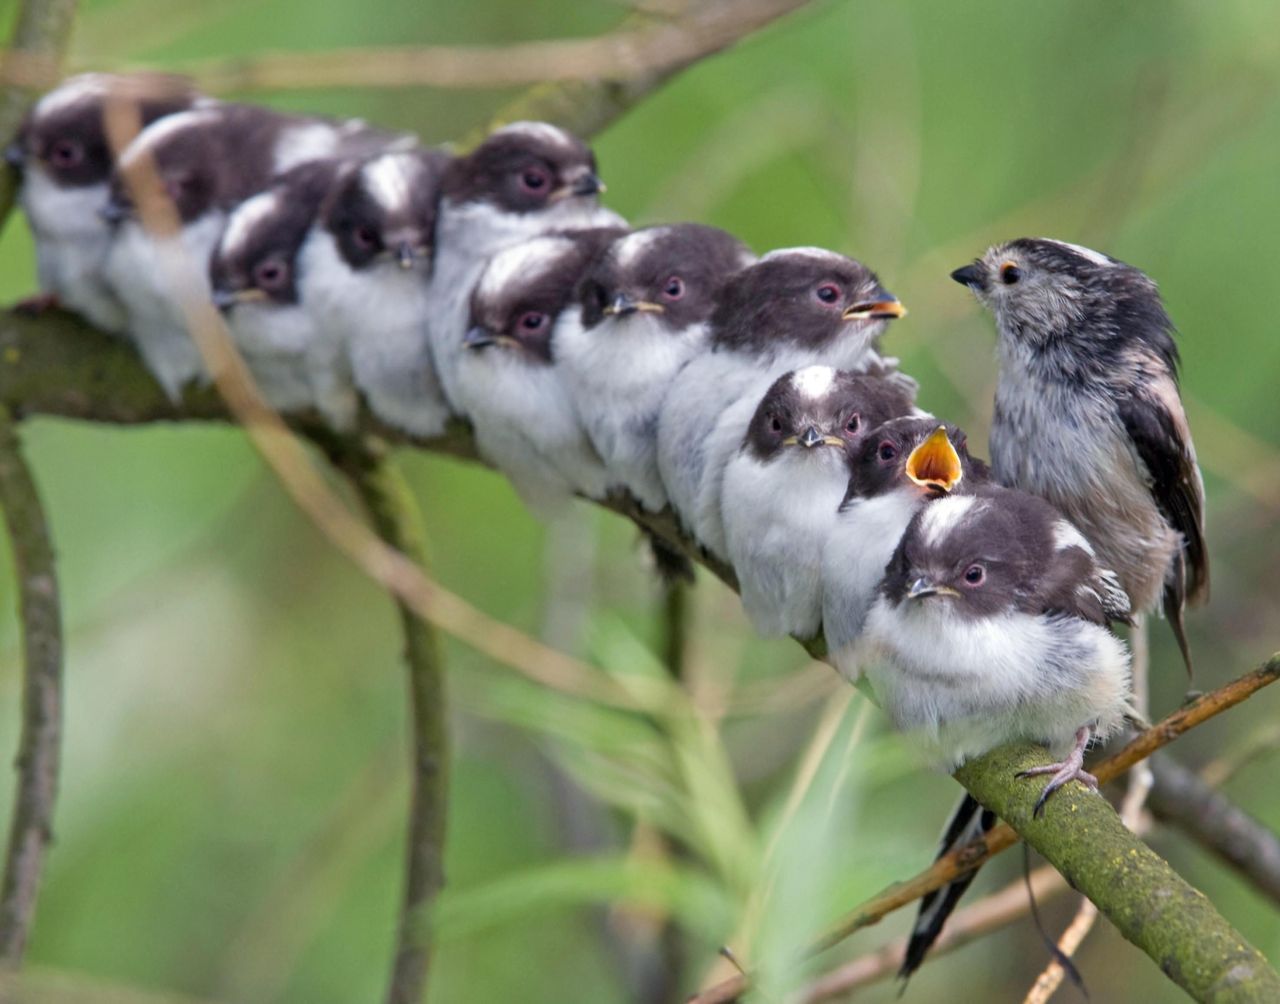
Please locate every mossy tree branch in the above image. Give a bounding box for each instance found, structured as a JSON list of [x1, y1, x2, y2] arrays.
[[954, 746, 1280, 1002]]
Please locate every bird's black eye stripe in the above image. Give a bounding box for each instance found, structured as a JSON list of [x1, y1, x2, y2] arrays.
[[1001, 263, 1022, 285]]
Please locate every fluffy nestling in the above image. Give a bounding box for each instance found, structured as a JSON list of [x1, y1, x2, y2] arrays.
[[823, 419, 990, 676], [209, 159, 355, 427], [556, 223, 756, 511], [453, 228, 624, 514], [102, 103, 405, 398], [721, 366, 914, 638], [952, 237, 1208, 673], [657, 247, 910, 558], [6, 73, 203, 331], [296, 147, 452, 435], [426, 122, 626, 413]]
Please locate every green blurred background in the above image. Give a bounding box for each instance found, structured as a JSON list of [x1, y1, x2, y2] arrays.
[[1, 1, 1278, 1001]]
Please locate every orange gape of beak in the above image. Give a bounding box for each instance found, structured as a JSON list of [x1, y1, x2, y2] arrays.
[[905, 426, 963, 492]]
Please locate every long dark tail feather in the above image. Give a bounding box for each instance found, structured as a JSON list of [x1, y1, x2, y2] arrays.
[[898, 795, 997, 982], [1164, 550, 1194, 678], [1023, 843, 1089, 999]]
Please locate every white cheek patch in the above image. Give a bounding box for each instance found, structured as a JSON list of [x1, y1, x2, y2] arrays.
[[219, 190, 280, 257], [790, 364, 837, 400], [1052, 519, 1094, 556], [919, 494, 982, 551], [1041, 238, 1116, 268]]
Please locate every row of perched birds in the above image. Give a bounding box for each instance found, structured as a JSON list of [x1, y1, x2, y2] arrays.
[[7, 73, 1209, 980]]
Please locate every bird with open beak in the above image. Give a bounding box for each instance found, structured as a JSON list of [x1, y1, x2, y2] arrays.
[[453, 228, 624, 515], [209, 158, 357, 427], [721, 366, 914, 638], [823, 419, 990, 677], [101, 102, 407, 399], [294, 147, 451, 436], [657, 247, 912, 560], [426, 122, 626, 415], [556, 223, 756, 511], [951, 238, 1207, 675], [6, 73, 203, 332]]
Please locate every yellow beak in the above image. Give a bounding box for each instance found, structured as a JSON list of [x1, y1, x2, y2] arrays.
[[905, 426, 963, 492]]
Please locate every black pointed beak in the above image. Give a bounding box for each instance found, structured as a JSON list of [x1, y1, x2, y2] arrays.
[[4, 142, 24, 168], [211, 289, 238, 311], [950, 263, 988, 291], [464, 326, 495, 349], [395, 242, 417, 270], [606, 292, 638, 316], [571, 172, 603, 197], [798, 426, 824, 449], [907, 577, 937, 600]]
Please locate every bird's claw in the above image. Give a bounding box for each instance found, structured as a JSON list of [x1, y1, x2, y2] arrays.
[[1015, 727, 1098, 817], [14, 291, 60, 315]]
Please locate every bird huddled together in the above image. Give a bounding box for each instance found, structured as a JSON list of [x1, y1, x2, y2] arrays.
[[7, 73, 1210, 977]]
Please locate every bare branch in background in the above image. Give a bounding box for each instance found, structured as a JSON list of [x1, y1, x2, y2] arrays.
[[330, 441, 450, 1004], [0, 408, 63, 965], [103, 0, 812, 98]]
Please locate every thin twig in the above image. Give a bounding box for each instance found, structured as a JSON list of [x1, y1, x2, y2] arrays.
[[0, 0, 77, 966], [332, 441, 449, 1004], [687, 654, 1280, 1004], [0, 407, 63, 965], [101, 0, 812, 96]]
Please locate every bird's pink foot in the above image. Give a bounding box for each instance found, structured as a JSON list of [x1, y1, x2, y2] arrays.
[[1016, 726, 1098, 817]]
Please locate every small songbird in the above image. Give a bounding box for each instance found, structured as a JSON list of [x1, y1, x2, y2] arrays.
[[822, 420, 989, 676], [720, 366, 914, 638], [453, 229, 624, 514], [208, 159, 356, 427], [426, 122, 626, 413], [295, 147, 452, 436], [6, 73, 202, 331], [656, 247, 910, 558], [556, 223, 756, 511], [857, 485, 1132, 786], [102, 103, 404, 399], [951, 238, 1208, 673]]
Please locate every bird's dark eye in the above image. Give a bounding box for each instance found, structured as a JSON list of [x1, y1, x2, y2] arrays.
[[254, 259, 288, 291], [845, 413, 861, 435], [1001, 263, 1022, 285], [48, 139, 83, 168], [662, 276, 685, 300], [963, 563, 986, 586], [518, 311, 548, 331], [769, 414, 783, 434], [519, 166, 551, 195], [815, 283, 841, 304], [352, 225, 379, 251], [877, 440, 898, 462]]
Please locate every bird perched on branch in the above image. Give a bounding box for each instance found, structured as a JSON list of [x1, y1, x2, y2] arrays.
[[823, 419, 989, 675], [296, 147, 452, 436], [858, 484, 1132, 785], [951, 238, 1208, 673], [101, 103, 407, 399], [454, 228, 625, 513], [657, 247, 911, 559], [556, 223, 756, 512], [721, 366, 914, 638], [6, 73, 203, 332], [426, 122, 626, 414], [209, 159, 356, 427]]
